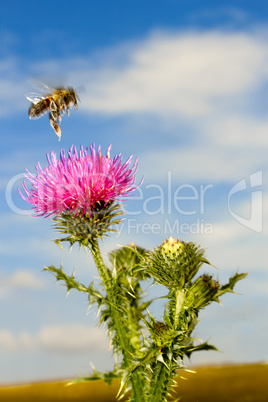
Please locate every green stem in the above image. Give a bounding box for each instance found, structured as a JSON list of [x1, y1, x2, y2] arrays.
[[89, 237, 112, 290], [173, 289, 184, 329], [147, 361, 170, 402], [89, 237, 144, 402]]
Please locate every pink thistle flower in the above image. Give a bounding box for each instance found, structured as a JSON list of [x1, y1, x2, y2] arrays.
[[19, 144, 139, 217]]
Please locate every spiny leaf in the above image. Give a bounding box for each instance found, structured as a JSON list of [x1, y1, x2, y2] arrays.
[[44, 265, 104, 307], [217, 272, 248, 297], [44, 265, 88, 293], [183, 341, 219, 358]]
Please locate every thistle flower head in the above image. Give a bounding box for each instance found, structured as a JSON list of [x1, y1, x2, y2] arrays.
[[19, 144, 139, 218]]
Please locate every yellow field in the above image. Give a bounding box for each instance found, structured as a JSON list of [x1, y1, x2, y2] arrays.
[[0, 363, 267, 401]]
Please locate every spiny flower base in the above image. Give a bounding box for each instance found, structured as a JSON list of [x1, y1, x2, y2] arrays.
[[53, 202, 122, 247]]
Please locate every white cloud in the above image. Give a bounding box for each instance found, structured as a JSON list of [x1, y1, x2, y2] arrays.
[[1, 29, 267, 120], [0, 57, 28, 117], [195, 7, 249, 24], [139, 144, 265, 183], [203, 117, 268, 149], [0, 270, 46, 298], [188, 196, 268, 272], [81, 30, 268, 116], [5, 270, 45, 288], [195, 223, 267, 272], [0, 325, 109, 353], [38, 325, 109, 352]]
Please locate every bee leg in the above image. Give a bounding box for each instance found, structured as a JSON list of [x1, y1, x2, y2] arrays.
[[50, 102, 62, 122], [49, 113, 61, 141], [50, 111, 57, 120], [50, 108, 61, 122], [50, 99, 57, 112], [60, 102, 67, 117]]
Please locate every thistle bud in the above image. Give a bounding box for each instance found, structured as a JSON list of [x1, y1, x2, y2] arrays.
[[162, 236, 184, 254], [152, 321, 172, 347], [186, 274, 220, 309], [143, 236, 210, 289]]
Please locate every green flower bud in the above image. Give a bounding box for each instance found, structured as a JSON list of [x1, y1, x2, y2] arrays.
[[186, 274, 220, 309], [152, 321, 172, 347], [143, 236, 211, 289]]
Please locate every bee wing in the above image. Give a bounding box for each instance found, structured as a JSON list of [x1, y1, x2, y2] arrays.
[[28, 79, 55, 93], [25, 92, 46, 104]]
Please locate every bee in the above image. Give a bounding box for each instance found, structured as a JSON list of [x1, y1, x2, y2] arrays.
[[26, 81, 79, 141]]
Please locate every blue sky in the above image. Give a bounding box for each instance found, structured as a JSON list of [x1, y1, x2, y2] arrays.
[[0, 0, 268, 385]]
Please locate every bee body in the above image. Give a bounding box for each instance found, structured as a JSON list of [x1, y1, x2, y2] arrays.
[[26, 83, 79, 140], [28, 97, 53, 119]]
